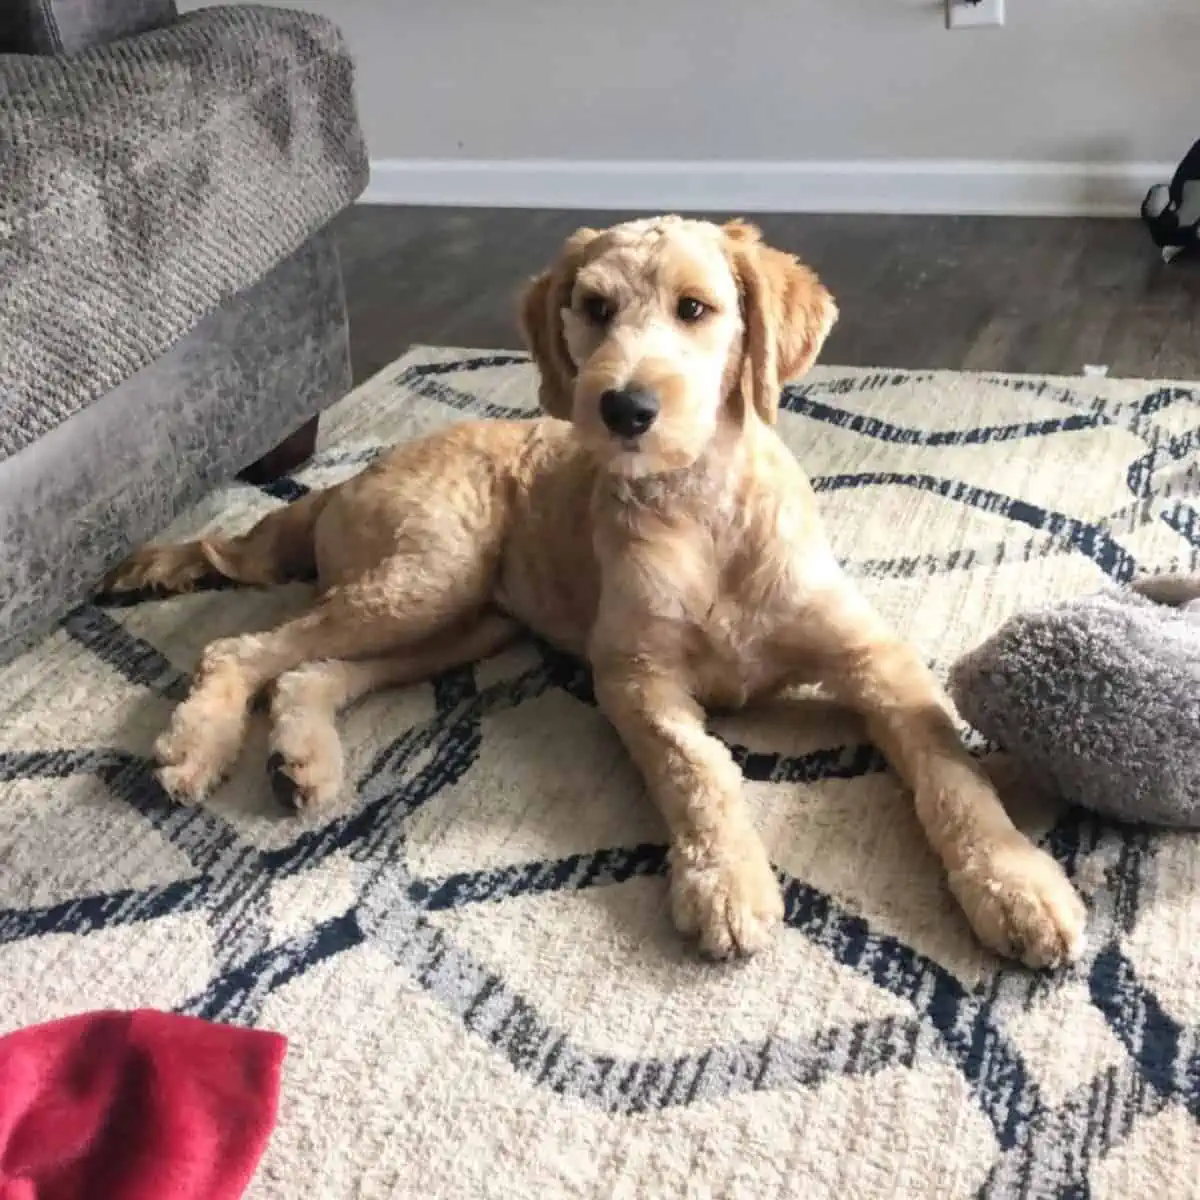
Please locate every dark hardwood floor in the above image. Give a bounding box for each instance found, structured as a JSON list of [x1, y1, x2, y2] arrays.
[[333, 205, 1200, 385]]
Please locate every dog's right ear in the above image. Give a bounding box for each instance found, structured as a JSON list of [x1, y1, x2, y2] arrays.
[[518, 227, 599, 420]]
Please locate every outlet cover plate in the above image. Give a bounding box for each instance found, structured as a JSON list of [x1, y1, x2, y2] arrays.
[[946, 0, 1005, 29]]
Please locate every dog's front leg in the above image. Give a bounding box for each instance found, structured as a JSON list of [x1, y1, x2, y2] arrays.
[[593, 663, 783, 959], [796, 589, 1087, 969]]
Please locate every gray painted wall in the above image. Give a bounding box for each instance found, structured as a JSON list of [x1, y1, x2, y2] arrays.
[[183, 1, 1197, 167]]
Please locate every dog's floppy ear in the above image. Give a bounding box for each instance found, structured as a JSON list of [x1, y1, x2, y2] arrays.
[[518, 227, 600, 419], [724, 220, 838, 425]]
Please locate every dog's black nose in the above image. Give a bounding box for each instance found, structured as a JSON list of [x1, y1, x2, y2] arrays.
[[600, 387, 659, 438]]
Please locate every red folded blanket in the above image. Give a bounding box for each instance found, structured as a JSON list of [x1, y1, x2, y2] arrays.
[[0, 1010, 286, 1200]]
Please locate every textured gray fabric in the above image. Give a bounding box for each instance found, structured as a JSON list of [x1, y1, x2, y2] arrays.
[[948, 582, 1200, 828], [0, 3, 368, 462], [5, 0, 178, 53], [0, 228, 351, 666], [0, 8, 23, 51]]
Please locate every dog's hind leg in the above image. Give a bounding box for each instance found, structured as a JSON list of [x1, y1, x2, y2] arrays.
[[155, 558, 498, 804], [265, 610, 520, 815], [102, 489, 332, 596], [145, 428, 521, 805]]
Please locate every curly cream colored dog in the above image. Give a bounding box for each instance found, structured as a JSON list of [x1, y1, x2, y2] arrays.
[[104, 216, 1086, 967]]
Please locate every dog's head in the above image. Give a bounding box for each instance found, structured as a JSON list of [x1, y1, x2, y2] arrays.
[[518, 215, 837, 476]]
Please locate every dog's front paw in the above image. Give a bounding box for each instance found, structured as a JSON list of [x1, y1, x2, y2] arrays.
[[949, 837, 1086, 969], [670, 833, 783, 960]]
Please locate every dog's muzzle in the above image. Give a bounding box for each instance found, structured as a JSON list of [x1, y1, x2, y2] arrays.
[[600, 386, 659, 439]]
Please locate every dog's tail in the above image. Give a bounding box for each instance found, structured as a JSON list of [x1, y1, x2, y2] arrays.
[[1130, 571, 1200, 610], [101, 487, 334, 599]]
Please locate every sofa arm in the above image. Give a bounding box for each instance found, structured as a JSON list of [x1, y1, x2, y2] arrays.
[[0, 5, 368, 463], [5, 0, 178, 54]]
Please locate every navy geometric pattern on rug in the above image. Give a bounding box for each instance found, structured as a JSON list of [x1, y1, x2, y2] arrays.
[[1, 350, 1197, 1198]]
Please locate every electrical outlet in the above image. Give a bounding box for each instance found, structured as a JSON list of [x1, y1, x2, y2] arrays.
[[946, 0, 1004, 29]]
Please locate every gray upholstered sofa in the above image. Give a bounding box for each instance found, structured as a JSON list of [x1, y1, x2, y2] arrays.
[[0, 0, 368, 664]]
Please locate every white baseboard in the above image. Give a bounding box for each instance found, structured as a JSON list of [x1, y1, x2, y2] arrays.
[[360, 157, 1172, 218]]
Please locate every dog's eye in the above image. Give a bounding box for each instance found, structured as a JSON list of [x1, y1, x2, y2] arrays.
[[581, 294, 613, 325], [676, 296, 709, 323]]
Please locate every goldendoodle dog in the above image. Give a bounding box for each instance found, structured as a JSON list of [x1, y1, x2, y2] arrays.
[[104, 215, 1086, 966]]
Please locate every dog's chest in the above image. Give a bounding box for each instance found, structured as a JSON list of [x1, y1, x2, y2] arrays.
[[603, 507, 800, 706], [685, 589, 790, 707]]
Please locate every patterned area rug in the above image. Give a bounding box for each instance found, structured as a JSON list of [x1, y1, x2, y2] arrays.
[[2, 347, 1198, 1199]]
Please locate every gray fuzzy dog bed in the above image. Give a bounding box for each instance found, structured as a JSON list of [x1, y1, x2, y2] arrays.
[[947, 574, 1200, 828]]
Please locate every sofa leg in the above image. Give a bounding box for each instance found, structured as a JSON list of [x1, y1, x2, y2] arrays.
[[239, 416, 319, 485]]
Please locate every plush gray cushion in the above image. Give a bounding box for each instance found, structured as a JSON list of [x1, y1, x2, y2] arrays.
[[4, 0, 178, 54], [0, 3, 368, 463], [947, 579, 1200, 828]]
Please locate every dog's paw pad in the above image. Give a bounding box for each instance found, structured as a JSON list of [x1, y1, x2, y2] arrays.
[[267, 752, 303, 813]]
